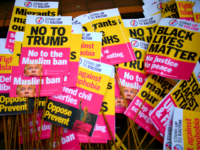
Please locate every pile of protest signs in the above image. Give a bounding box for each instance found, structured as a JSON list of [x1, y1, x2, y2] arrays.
[[1, 0, 200, 149]]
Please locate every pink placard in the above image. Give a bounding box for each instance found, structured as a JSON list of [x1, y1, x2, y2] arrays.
[[53, 128, 81, 150], [20, 113, 51, 144], [5, 31, 15, 49], [124, 96, 163, 143], [18, 47, 70, 76], [117, 68, 148, 92], [102, 42, 136, 65], [0, 74, 11, 93], [63, 62, 79, 87], [77, 115, 115, 141], [144, 54, 196, 80], [73, 120, 92, 136], [10, 67, 63, 97], [149, 94, 176, 136]]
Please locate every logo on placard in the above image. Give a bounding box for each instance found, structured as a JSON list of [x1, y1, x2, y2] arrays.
[[165, 142, 171, 150], [36, 17, 44, 24], [157, 2, 162, 10], [130, 20, 138, 27], [24, 2, 32, 7], [174, 145, 183, 150], [9, 49, 13, 53], [198, 72, 200, 81], [131, 40, 139, 47], [79, 58, 82, 65], [169, 20, 178, 26]]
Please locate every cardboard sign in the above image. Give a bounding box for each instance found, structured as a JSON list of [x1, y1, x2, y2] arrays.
[[43, 57, 114, 136], [193, 1, 200, 23], [73, 14, 95, 32], [123, 14, 161, 43], [175, 0, 194, 21], [77, 70, 115, 141], [10, 66, 63, 97], [63, 24, 82, 87], [89, 8, 136, 65], [150, 61, 200, 136], [124, 74, 177, 143], [81, 32, 102, 61], [172, 107, 200, 150], [53, 128, 81, 150], [5, 0, 58, 49], [144, 18, 200, 80], [117, 38, 149, 96], [163, 107, 174, 150], [18, 15, 72, 76], [162, 0, 179, 18]]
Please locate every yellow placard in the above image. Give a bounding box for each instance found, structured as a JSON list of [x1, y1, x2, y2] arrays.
[[100, 77, 115, 115], [137, 74, 177, 108], [162, 0, 179, 18], [170, 72, 200, 111], [119, 48, 146, 74], [176, 1, 194, 19], [91, 16, 129, 47], [9, 6, 57, 33], [70, 34, 82, 62], [147, 24, 200, 63], [76, 67, 110, 95], [81, 41, 101, 60]]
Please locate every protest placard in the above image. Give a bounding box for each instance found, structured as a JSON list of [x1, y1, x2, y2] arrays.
[[53, 128, 81, 150], [63, 24, 82, 87], [18, 15, 72, 76], [162, 0, 179, 18], [10, 67, 63, 97], [175, 0, 194, 21], [81, 32, 102, 61], [123, 14, 161, 43], [43, 57, 114, 136], [150, 60, 200, 136], [88, 8, 136, 65], [193, 1, 200, 23], [144, 18, 200, 80], [172, 107, 200, 150], [163, 107, 174, 150], [77, 68, 115, 141], [125, 74, 177, 143], [5, 0, 58, 49]]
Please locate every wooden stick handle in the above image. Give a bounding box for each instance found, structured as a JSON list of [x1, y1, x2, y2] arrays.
[[100, 109, 117, 150]]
